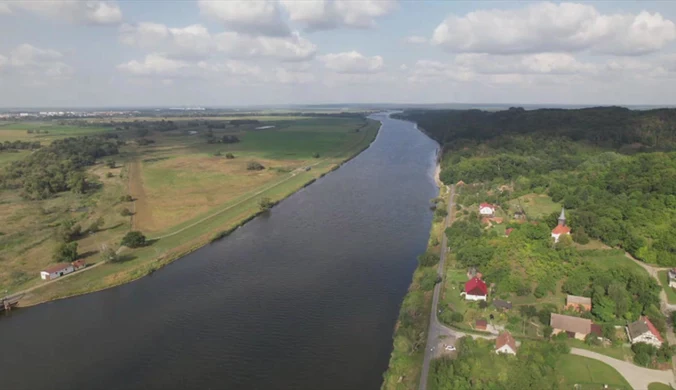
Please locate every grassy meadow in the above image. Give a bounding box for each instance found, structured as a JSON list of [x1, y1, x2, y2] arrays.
[[557, 355, 631, 389], [0, 115, 379, 305]]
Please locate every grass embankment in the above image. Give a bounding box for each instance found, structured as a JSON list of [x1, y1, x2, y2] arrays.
[[557, 355, 631, 389], [658, 270, 676, 304], [381, 185, 447, 390], [16, 116, 379, 305], [649, 383, 674, 390]]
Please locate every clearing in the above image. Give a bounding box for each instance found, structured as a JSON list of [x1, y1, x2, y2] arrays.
[[557, 355, 631, 389]]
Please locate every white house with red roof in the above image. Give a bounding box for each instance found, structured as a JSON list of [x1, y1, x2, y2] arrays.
[[461, 277, 487, 301], [479, 203, 496, 217], [40, 263, 74, 280], [551, 208, 571, 243], [495, 331, 517, 355], [627, 317, 663, 347]]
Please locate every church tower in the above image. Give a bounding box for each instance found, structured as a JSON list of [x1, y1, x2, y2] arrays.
[[558, 208, 566, 226]]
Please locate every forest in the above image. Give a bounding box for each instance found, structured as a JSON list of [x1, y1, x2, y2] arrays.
[[398, 108, 676, 266], [0, 136, 119, 199]]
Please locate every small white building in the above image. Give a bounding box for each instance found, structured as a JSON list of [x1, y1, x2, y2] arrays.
[[668, 269, 676, 288], [495, 331, 517, 355], [40, 263, 75, 280], [479, 203, 496, 217], [188, 131, 198, 135], [627, 317, 663, 347]]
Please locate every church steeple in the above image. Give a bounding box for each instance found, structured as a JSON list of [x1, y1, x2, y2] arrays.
[[558, 208, 566, 226]]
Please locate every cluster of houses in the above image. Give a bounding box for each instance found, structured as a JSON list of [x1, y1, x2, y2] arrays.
[[460, 275, 664, 347], [40, 260, 86, 280], [479, 202, 572, 243]]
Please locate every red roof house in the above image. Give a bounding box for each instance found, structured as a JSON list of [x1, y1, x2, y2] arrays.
[[505, 228, 514, 237], [495, 331, 517, 355], [475, 319, 487, 330], [463, 277, 488, 301]]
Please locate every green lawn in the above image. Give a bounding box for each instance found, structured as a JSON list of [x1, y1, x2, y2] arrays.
[[658, 270, 676, 304], [557, 355, 631, 389], [583, 249, 649, 276], [648, 383, 674, 390], [508, 193, 561, 219], [567, 339, 633, 361]]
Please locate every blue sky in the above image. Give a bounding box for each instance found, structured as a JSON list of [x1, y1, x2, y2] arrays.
[[2, 1, 676, 107]]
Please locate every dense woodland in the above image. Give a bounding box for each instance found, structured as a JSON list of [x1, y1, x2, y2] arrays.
[[0, 136, 119, 199], [398, 107, 676, 266]]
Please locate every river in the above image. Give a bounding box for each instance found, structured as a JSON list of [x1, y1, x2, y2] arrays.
[[0, 113, 440, 390]]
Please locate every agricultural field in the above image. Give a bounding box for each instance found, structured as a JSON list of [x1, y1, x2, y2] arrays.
[[0, 115, 379, 305], [507, 193, 561, 219]]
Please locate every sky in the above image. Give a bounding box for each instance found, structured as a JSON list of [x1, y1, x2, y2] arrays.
[[2, 0, 676, 107]]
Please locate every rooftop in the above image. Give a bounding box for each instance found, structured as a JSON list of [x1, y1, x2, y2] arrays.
[[495, 331, 517, 352], [552, 225, 571, 235], [628, 317, 664, 342], [551, 313, 592, 335], [41, 263, 72, 274], [566, 295, 592, 305]]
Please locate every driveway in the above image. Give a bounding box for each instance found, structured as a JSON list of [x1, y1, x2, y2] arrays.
[[571, 348, 675, 389]]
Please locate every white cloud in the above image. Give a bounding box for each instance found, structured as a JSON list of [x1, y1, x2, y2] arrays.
[[455, 53, 598, 75], [117, 54, 190, 77], [214, 31, 316, 61], [274, 68, 314, 84], [403, 35, 427, 44], [431, 2, 676, 56], [320, 51, 384, 73], [0, 44, 74, 83], [281, 0, 396, 31], [120, 23, 212, 59], [198, 0, 290, 37], [12, 1, 122, 25]]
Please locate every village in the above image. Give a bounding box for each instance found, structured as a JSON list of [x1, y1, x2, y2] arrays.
[[424, 183, 676, 389]]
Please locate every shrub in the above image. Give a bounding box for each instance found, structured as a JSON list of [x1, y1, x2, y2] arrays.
[[106, 172, 114, 178], [120, 195, 133, 202], [247, 161, 265, 171], [478, 300, 488, 309], [53, 242, 78, 262], [120, 208, 132, 217], [106, 160, 116, 168], [417, 252, 440, 267], [533, 283, 548, 298], [225, 153, 235, 159], [121, 231, 146, 248], [87, 217, 104, 233], [258, 197, 274, 211], [312, 152, 320, 158], [100, 246, 118, 263], [213, 151, 223, 157], [450, 312, 464, 323]]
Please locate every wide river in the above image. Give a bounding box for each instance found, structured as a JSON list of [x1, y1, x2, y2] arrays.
[[0, 113, 439, 390]]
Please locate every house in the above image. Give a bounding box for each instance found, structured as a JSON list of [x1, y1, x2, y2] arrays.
[[627, 317, 663, 347], [456, 180, 466, 187], [493, 299, 513, 311], [495, 331, 517, 355], [188, 131, 198, 135], [462, 277, 488, 301], [550, 313, 600, 340], [72, 259, 86, 271], [505, 228, 514, 237], [566, 295, 592, 311], [475, 319, 487, 331], [479, 203, 496, 217], [669, 269, 676, 288], [551, 208, 571, 243], [40, 263, 75, 280]]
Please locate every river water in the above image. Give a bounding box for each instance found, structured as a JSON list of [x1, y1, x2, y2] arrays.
[[0, 113, 439, 390]]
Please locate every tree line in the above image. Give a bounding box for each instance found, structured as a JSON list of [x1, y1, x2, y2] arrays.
[[0, 136, 120, 199]]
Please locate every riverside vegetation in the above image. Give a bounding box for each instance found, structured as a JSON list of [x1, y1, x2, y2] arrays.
[[384, 107, 676, 388], [0, 113, 379, 305]]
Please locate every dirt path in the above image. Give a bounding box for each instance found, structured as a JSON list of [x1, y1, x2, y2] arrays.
[[128, 159, 155, 232]]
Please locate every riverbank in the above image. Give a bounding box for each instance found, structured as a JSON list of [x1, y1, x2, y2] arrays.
[[381, 163, 446, 390], [15, 120, 381, 307]]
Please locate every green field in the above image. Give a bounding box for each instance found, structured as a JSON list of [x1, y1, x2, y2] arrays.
[[658, 270, 676, 304], [8, 115, 380, 305], [508, 193, 561, 219], [557, 355, 631, 389], [648, 383, 674, 390]]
